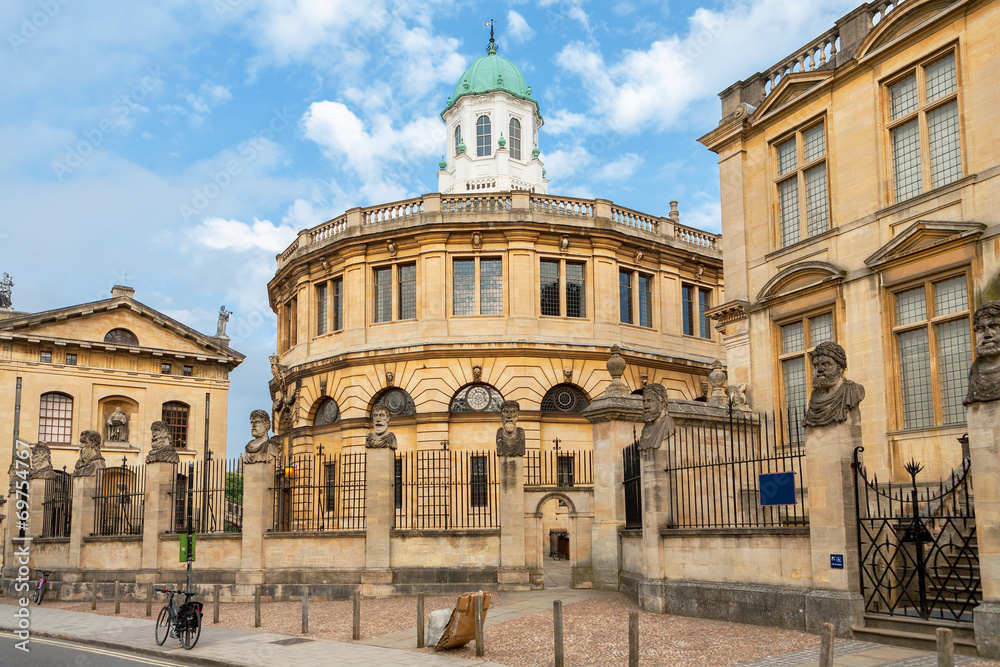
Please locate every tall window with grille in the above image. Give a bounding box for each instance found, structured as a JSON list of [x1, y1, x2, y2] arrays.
[[476, 115, 491, 157], [161, 402, 189, 449], [887, 51, 962, 204], [509, 118, 521, 160], [893, 274, 972, 429], [774, 120, 829, 248], [619, 270, 653, 327], [332, 277, 343, 331], [779, 312, 835, 445], [316, 282, 328, 336], [324, 461, 336, 512], [454, 125, 462, 155], [470, 455, 489, 508], [682, 284, 711, 338], [374, 264, 416, 323], [453, 257, 503, 316], [540, 259, 585, 318], [557, 455, 574, 487], [38, 392, 73, 445]]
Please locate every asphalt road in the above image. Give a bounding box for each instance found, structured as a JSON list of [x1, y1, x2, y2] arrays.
[[0, 631, 192, 666]]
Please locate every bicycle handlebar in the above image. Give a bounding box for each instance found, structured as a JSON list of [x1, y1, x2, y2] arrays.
[[155, 587, 197, 597]]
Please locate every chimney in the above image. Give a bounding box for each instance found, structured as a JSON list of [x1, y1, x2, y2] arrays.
[[111, 285, 135, 299]]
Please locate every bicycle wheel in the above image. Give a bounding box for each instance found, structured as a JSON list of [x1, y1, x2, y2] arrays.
[[33, 585, 44, 605], [155, 606, 171, 645], [180, 611, 201, 650]]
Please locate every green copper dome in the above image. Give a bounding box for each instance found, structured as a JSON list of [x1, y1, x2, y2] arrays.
[[443, 44, 539, 116]]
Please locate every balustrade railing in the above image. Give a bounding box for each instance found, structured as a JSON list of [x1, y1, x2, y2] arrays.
[[441, 195, 511, 213], [310, 215, 347, 244], [531, 196, 594, 217], [364, 198, 424, 224], [676, 224, 718, 249], [610, 205, 657, 232]]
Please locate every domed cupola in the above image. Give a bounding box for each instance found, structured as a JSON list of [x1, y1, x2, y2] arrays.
[[438, 24, 547, 195]]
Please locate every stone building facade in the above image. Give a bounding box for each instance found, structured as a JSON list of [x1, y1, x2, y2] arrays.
[[699, 0, 1000, 480]]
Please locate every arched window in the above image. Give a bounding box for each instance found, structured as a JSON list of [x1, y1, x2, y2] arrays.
[[541, 384, 590, 414], [104, 328, 138, 346], [314, 398, 341, 426], [38, 392, 73, 445], [450, 383, 504, 413], [373, 388, 416, 418], [454, 125, 463, 155], [509, 118, 521, 160], [162, 402, 189, 449], [476, 116, 491, 157]]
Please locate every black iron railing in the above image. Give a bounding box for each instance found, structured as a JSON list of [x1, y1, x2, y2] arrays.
[[394, 450, 499, 530], [854, 447, 979, 622], [93, 462, 144, 536], [666, 411, 807, 529], [623, 433, 642, 529], [169, 457, 243, 534], [41, 471, 72, 538], [271, 452, 366, 532], [525, 450, 593, 487]]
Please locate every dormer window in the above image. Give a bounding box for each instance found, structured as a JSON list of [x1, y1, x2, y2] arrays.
[[454, 125, 463, 156], [476, 116, 491, 157], [509, 118, 521, 160]]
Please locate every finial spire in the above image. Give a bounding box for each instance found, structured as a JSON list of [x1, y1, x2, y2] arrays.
[[484, 18, 497, 54]]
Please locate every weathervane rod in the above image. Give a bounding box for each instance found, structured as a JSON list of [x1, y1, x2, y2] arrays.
[[484, 18, 497, 53]]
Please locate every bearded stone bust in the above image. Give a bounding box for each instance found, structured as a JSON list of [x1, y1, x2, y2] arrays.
[[146, 420, 180, 464], [74, 430, 107, 477], [964, 301, 1000, 405], [365, 405, 397, 450], [803, 342, 865, 427], [638, 383, 674, 451], [496, 400, 525, 457]]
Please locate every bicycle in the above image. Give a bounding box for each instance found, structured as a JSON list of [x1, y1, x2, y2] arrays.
[[154, 587, 202, 649], [33, 571, 52, 605]]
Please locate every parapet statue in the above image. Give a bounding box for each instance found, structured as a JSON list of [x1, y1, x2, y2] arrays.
[[366, 404, 397, 450], [244, 410, 281, 464], [964, 301, 1000, 405], [639, 383, 674, 451], [0, 273, 12, 309], [106, 407, 129, 443], [217, 306, 231, 337], [146, 420, 180, 464], [802, 342, 865, 427], [496, 400, 525, 457], [29, 442, 55, 480], [74, 430, 106, 477]]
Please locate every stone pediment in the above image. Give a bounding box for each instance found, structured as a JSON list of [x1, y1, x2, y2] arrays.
[[856, 0, 959, 61], [864, 220, 985, 269], [757, 261, 846, 303], [754, 71, 832, 118]]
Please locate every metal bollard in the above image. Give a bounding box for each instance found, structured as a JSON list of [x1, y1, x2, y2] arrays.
[[214, 584, 220, 624], [352, 591, 361, 640], [629, 611, 639, 667], [114, 581, 120, 614], [553, 600, 564, 667], [255, 585, 261, 628], [820, 622, 835, 667], [146, 582, 152, 617], [302, 589, 309, 634], [91, 582, 97, 610], [417, 593, 425, 648], [474, 594, 485, 657], [937, 627, 955, 667]]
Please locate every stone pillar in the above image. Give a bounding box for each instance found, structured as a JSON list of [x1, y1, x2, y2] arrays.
[[362, 447, 394, 596], [67, 474, 98, 577], [497, 456, 529, 590], [968, 399, 1000, 656], [139, 461, 175, 582], [639, 447, 672, 589], [803, 410, 864, 636], [27, 478, 46, 538], [238, 460, 272, 588], [583, 345, 643, 591]]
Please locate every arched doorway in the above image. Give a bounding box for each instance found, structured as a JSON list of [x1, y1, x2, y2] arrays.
[[534, 492, 576, 589]]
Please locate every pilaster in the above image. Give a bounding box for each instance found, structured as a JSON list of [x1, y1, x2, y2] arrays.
[[497, 455, 529, 590], [967, 400, 1000, 658], [140, 461, 175, 578], [238, 460, 271, 585], [362, 447, 394, 596]]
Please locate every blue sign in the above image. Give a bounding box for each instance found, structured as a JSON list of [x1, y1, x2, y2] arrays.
[[759, 472, 796, 506], [830, 554, 844, 569]]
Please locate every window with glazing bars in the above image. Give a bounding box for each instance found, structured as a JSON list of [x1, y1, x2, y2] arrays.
[[620, 270, 653, 327], [394, 458, 403, 510], [454, 124, 462, 155], [398, 263, 416, 320], [162, 402, 189, 449], [509, 118, 521, 160], [540, 259, 585, 318], [332, 277, 343, 330], [470, 456, 488, 508], [638, 274, 652, 327], [476, 116, 491, 157], [316, 283, 328, 335], [38, 392, 73, 445], [453, 257, 502, 316], [324, 462, 336, 511], [557, 455, 574, 487], [682, 284, 712, 338], [778, 312, 835, 445], [374, 267, 392, 323], [893, 274, 972, 429], [774, 120, 829, 248], [619, 270, 633, 324], [887, 51, 961, 204]]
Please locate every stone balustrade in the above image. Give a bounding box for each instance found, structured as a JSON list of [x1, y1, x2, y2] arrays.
[[763, 29, 841, 98], [363, 198, 424, 225]]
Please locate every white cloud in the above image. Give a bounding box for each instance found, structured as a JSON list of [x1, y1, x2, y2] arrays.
[[394, 25, 467, 100], [542, 145, 593, 181], [678, 200, 722, 234], [185, 82, 233, 116], [507, 11, 535, 43], [192, 217, 297, 252], [595, 153, 642, 181], [544, 109, 589, 136], [250, 0, 387, 64]]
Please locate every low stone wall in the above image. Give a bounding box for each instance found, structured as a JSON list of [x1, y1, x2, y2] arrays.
[[157, 532, 242, 571], [390, 530, 500, 569], [660, 529, 811, 586], [82, 535, 142, 571], [263, 531, 367, 569]]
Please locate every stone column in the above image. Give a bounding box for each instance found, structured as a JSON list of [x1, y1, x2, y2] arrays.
[[67, 474, 98, 577], [582, 345, 643, 591], [139, 461, 176, 582], [238, 460, 272, 589], [27, 478, 46, 538], [639, 447, 672, 589], [362, 447, 394, 596], [497, 455, 529, 590]]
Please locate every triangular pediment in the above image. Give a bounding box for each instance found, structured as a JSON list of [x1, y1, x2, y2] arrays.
[[856, 0, 958, 60], [757, 261, 846, 303], [864, 220, 986, 269], [0, 296, 243, 362], [754, 71, 832, 118]]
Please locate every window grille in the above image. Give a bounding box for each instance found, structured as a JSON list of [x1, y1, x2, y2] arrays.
[[774, 121, 828, 247], [509, 118, 521, 160], [104, 328, 138, 345], [398, 263, 416, 320], [162, 402, 189, 449], [332, 277, 343, 330], [619, 270, 633, 324], [476, 116, 491, 157], [316, 283, 328, 335], [38, 393, 72, 445]]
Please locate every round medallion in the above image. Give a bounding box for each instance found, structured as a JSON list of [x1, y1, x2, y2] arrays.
[[466, 385, 490, 411], [384, 389, 405, 415], [322, 400, 339, 424], [552, 387, 578, 412]]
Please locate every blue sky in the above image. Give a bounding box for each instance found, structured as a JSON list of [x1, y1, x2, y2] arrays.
[[1, 0, 862, 457]]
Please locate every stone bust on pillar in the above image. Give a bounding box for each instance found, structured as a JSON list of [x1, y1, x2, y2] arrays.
[[243, 409, 281, 464], [639, 383, 674, 451], [802, 341, 865, 427], [146, 420, 180, 464], [964, 301, 1000, 405], [28, 443, 55, 480], [73, 430, 106, 477], [496, 400, 525, 457], [365, 404, 397, 450]]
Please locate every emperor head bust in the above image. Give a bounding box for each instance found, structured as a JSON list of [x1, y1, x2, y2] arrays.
[[964, 300, 1000, 405], [803, 341, 865, 427]]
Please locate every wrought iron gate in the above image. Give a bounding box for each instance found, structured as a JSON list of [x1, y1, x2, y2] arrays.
[[853, 446, 980, 622]]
